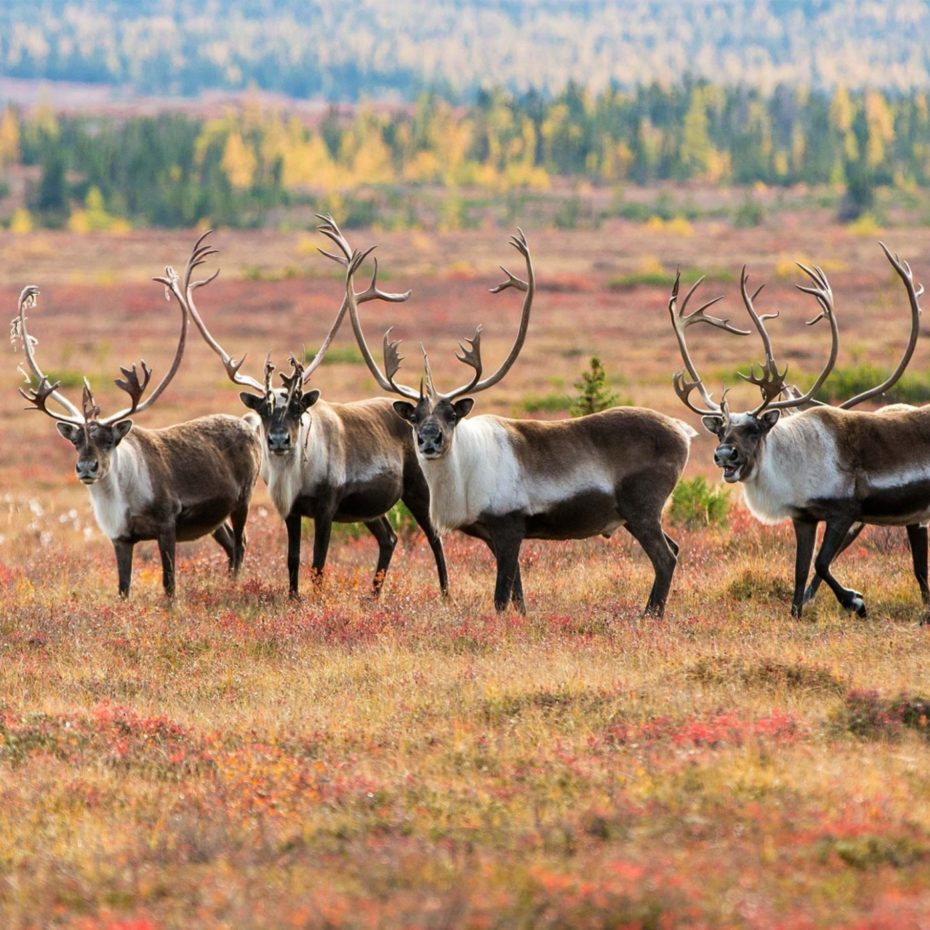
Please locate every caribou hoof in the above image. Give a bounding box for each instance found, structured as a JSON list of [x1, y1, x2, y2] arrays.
[[802, 586, 817, 605], [846, 592, 867, 618]]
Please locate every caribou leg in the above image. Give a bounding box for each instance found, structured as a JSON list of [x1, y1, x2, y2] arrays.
[[803, 521, 866, 604], [791, 518, 818, 617], [491, 534, 524, 613], [813, 516, 867, 617], [229, 501, 250, 577], [212, 524, 236, 571], [310, 515, 333, 590], [624, 515, 678, 617], [157, 527, 177, 598], [364, 516, 397, 597], [906, 524, 930, 622], [402, 491, 450, 597], [114, 539, 134, 598], [285, 511, 303, 598]]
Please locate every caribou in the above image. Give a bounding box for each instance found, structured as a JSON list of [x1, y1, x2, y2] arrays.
[[13, 236, 262, 597], [179, 220, 447, 599], [668, 244, 928, 619], [341, 231, 698, 616]]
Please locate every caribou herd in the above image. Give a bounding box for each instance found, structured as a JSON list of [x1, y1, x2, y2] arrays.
[[12, 217, 930, 621]]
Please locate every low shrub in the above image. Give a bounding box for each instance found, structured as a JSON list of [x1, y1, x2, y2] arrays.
[[669, 476, 729, 529]]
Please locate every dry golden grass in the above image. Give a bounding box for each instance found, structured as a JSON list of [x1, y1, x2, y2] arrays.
[[2, 218, 930, 928]]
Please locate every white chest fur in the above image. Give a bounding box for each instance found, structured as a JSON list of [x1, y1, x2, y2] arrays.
[[419, 417, 618, 534], [86, 442, 155, 540], [740, 415, 850, 524]]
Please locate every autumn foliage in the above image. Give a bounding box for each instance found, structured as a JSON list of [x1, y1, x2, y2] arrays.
[[3, 220, 930, 927]]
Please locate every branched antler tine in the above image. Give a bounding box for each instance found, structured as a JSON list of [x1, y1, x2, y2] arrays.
[[344, 248, 419, 400], [675, 274, 749, 335], [316, 213, 354, 263], [19, 376, 81, 424], [840, 242, 924, 409], [112, 361, 154, 416], [489, 263, 528, 294], [739, 264, 781, 367], [451, 326, 484, 395], [188, 268, 220, 292], [757, 264, 840, 413], [382, 327, 406, 381], [169, 239, 264, 394], [440, 230, 535, 400], [672, 370, 722, 417], [357, 257, 412, 304], [667, 271, 732, 414], [100, 238, 211, 424], [318, 247, 349, 268], [11, 285, 83, 420]]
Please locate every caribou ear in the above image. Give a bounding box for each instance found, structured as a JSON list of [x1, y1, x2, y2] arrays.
[[759, 409, 780, 431], [239, 392, 264, 412], [113, 420, 133, 444], [300, 389, 320, 412], [393, 401, 417, 423], [56, 422, 81, 444], [452, 398, 475, 420], [701, 414, 725, 437]]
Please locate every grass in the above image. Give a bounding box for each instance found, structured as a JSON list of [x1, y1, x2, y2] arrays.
[[3, 494, 930, 929], [7, 219, 930, 927]]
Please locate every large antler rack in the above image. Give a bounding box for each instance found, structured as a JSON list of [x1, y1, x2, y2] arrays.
[[12, 237, 194, 427], [338, 226, 535, 404], [668, 271, 749, 417]]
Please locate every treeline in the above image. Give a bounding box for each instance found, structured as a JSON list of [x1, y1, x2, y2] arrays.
[[0, 82, 924, 230], [3, 0, 930, 97]]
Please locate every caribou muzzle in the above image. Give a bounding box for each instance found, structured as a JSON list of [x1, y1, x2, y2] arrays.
[[76, 459, 101, 483], [714, 443, 743, 482], [267, 429, 293, 455], [416, 424, 445, 459]]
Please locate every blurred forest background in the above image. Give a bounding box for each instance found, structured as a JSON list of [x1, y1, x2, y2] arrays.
[[2, 0, 930, 231]]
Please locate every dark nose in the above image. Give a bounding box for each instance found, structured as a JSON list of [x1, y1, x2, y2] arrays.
[[418, 429, 442, 455], [714, 444, 738, 467], [268, 431, 291, 452], [76, 459, 99, 478]]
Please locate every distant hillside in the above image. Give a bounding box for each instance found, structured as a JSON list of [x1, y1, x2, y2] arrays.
[[1, 0, 930, 100]]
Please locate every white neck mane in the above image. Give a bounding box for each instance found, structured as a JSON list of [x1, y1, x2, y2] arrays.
[[86, 440, 154, 539]]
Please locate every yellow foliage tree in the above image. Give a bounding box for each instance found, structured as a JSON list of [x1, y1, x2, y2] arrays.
[[0, 107, 20, 167], [8, 208, 33, 234], [67, 186, 131, 233], [222, 131, 257, 190]]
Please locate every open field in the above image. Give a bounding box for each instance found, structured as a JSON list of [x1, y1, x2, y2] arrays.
[[4, 216, 930, 927]]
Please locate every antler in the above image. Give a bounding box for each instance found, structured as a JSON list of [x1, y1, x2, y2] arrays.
[[341, 229, 535, 404], [90, 238, 199, 426], [668, 270, 748, 417], [838, 242, 924, 409], [163, 230, 265, 394], [343, 250, 421, 400], [313, 213, 411, 383], [437, 229, 534, 401], [734, 266, 792, 413], [11, 285, 84, 423], [744, 262, 839, 414]]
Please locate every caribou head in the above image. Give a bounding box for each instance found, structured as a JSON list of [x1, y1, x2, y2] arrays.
[[12, 251, 191, 484], [338, 229, 534, 460], [183, 218, 411, 460], [669, 243, 923, 484]]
